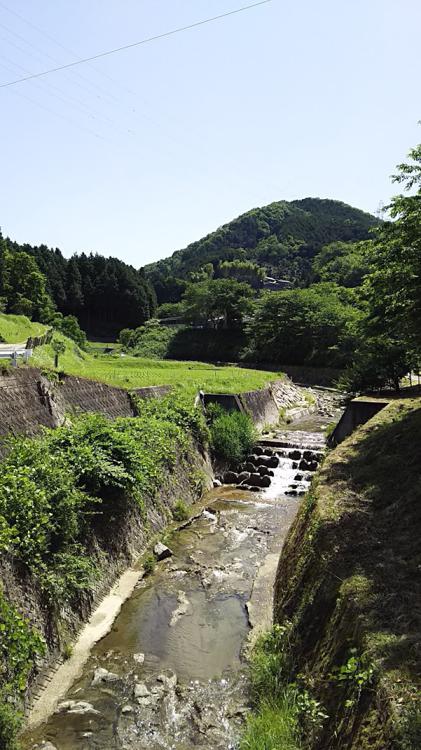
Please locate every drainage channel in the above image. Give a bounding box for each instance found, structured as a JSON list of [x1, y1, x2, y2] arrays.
[[23, 396, 343, 750]]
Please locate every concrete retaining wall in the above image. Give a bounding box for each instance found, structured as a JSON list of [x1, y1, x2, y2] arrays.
[[329, 398, 389, 446], [0, 368, 170, 453], [203, 378, 310, 428]]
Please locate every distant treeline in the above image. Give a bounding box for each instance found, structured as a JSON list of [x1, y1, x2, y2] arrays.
[[0, 234, 156, 337]]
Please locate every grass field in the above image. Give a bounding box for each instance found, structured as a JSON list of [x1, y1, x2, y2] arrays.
[[0, 313, 47, 343], [31, 333, 283, 396]]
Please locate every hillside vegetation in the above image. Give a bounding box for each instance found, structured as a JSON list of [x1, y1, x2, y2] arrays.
[[0, 314, 46, 344], [145, 198, 378, 289], [267, 398, 421, 749]]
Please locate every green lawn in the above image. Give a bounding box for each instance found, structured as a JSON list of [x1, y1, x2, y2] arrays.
[[31, 334, 282, 397], [0, 313, 47, 343]]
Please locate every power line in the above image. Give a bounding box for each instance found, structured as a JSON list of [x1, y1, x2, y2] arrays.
[[0, 1, 272, 89]]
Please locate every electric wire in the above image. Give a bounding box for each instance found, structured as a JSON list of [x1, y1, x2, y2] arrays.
[[0, 1, 272, 89]]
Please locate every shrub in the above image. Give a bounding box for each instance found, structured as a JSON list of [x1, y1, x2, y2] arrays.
[[143, 554, 156, 576], [0, 702, 21, 750], [208, 407, 257, 462], [173, 499, 190, 522]]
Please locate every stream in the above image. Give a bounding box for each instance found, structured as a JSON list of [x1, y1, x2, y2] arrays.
[[24, 389, 343, 750]]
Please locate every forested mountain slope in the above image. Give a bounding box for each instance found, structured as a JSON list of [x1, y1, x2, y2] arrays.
[[145, 198, 379, 291]]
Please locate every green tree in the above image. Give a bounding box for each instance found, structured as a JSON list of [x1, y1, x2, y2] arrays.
[[312, 241, 371, 288], [344, 141, 421, 391], [364, 143, 421, 353], [219, 259, 266, 288], [183, 278, 255, 328], [51, 338, 66, 368], [246, 285, 361, 366]]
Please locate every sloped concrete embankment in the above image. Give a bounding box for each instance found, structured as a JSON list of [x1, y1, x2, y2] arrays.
[[273, 400, 421, 750], [0, 367, 170, 454]]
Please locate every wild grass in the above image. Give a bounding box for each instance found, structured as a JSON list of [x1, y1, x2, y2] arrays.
[[0, 313, 46, 343], [31, 334, 282, 398], [241, 698, 302, 750], [241, 626, 303, 750]]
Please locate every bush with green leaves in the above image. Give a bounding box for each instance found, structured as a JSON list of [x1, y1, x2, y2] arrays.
[[172, 499, 190, 522], [208, 405, 257, 463]]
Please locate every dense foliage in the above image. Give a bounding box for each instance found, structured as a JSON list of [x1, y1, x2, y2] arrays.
[[341, 143, 421, 391], [145, 198, 378, 300], [0, 237, 54, 322], [245, 285, 362, 367], [1, 233, 157, 336]]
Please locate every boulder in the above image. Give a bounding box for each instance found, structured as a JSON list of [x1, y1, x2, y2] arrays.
[[248, 486, 261, 492], [244, 462, 256, 473], [249, 474, 271, 488], [261, 448, 273, 457], [235, 484, 251, 491], [213, 479, 222, 488], [223, 471, 238, 484], [267, 469, 275, 477], [134, 682, 150, 698], [288, 450, 302, 461], [299, 459, 318, 472], [258, 466, 271, 476], [246, 455, 259, 466], [256, 455, 271, 466], [157, 671, 177, 691], [154, 542, 173, 561], [285, 489, 298, 497], [237, 471, 251, 483], [91, 667, 119, 686], [267, 455, 279, 468], [56, 700, 100, 716], [294, 473, 303, 481]]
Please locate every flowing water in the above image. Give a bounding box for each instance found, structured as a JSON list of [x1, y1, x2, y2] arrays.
[[24, 390, 343, 750]]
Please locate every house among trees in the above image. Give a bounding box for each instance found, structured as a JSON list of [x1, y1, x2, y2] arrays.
[[262, 276, 292, 291]]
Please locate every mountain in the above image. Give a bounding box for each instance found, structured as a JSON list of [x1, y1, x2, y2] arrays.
[[145, 198, 379, 300]]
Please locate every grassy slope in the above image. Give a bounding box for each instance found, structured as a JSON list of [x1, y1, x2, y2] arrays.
[[0, 314, 46, 343], [273, 398, 421, 749], [31, 334, 282, 397]]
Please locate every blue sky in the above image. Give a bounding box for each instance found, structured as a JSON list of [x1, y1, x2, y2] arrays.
[[1, 0, 420, 266]]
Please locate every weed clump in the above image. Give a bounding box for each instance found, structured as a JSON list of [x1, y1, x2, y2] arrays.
[[207, 405, 257, 463], [173, 499, 190, 522]]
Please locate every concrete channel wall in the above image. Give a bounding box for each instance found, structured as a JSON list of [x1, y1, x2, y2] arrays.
[[202, 378, 309, 428], [328, 398, 389, 446], [0, 368, 170, 453]]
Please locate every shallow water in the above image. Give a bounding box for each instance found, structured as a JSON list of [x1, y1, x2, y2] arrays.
[[24, 394, 343, 750]]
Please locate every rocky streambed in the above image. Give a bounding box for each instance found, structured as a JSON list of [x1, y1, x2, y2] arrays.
[[23, 390, 343, 750]]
